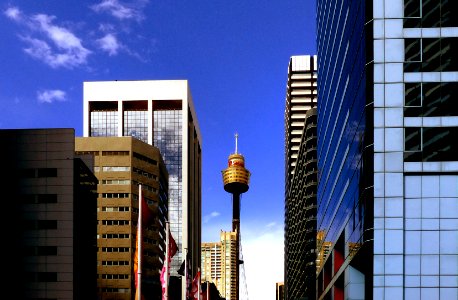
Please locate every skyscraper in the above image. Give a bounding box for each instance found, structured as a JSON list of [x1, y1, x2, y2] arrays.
[[284, 55, 318, 300], [201, 231, 238, 300], [75, 136, 169, 299], [83, 80, 202, 298], [1, 128, 98, 299], [316, 1, 458, 299]]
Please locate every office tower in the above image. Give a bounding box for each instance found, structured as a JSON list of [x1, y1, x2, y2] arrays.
[[83, 80, 202, 298], [75, 136, 168, 299], [316, 1, 458, 299], [222, 134, 250, 300], [276, 282, 285, 300], [284, 55, 318, 194], [284, 55, 318, 300], [201, 231, 238, 300], [1, 128, 98, 300]]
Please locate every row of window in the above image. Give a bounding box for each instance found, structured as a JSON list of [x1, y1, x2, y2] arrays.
[[20, 168, 57, 178], [405, 82, 458, 117], [133, 152, 158, 165], [23, 220, 57, 230], [405, 38, 458, 72], [133, 167, 158, 180], [20, 194, 57, 204], [102, 260, 129, 266], [102, 193, 129, 198], [95, 166, 130, 172], [404, 0, 458, 28], [99, 274, 129, 279], [100, 233, 129, 239], [101, 179, 130, 185], [23, 246, 57, 256], [100, 206, 129, 212], [405, 127, 458, 161], [101, 220, 130, 226]]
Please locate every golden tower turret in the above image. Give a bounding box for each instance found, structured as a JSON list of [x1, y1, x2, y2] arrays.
[[222, 133, 250, 300]]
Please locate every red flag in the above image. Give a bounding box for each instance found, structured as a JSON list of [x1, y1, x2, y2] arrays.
[[134, 194, 154, 299], [169, 230, 178, 259], [140, 195, 154, 226], [190, 271, 201, 300]]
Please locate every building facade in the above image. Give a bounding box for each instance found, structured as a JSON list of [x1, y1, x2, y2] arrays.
[[201, 231, 238, 300], [1, 128, 98, 299], [284, 55, 318, 300], [76, 136, 168, 299], [316, 1, 458, 299], [83, 80, 202, 298]]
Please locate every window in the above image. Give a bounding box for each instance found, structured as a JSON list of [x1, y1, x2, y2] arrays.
[[405, 82, 458, 117], [404, 0, 458, 28], [405, 127, 458, 161], [37, 168, 57, 177], [405, 38, 458, 72]]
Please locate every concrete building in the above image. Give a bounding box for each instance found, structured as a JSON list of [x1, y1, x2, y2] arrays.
[[284, 55, 318, 300], [201, 231, 238, 300], [75, 136, 168, 299], [316, 1, 458, 299], [83, 79, 202, 298], [1, 128, 98, 299]]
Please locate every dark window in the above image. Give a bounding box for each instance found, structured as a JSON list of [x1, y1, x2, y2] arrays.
[[37, 168, 57, 177], [405, 127, 458, 161], [405, 82, 458, 117], [37, 194, 58, 203], [37, 220, 58, 230], [37, 246, 58, 256], [20, 168, 35, 178], [404, 0, 458, 28], [37, 272, 57, 282]]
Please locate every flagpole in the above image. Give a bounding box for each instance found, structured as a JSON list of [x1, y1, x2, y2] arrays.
[[137, 184, 142, 300], [198, 267, 201, 300], [184, 248, 188, 299], [165, 221, 170, 300]]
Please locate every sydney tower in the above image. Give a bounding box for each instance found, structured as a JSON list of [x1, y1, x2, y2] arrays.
[[222, 133, 250, 300]]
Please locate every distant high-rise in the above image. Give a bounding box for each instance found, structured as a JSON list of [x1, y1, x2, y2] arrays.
[[75, 136, 168, 299], [284, 55, 317, 195], [276, 282, 285, 300], [83, 80, 202, 298], [316, 1, 458, 299], [1, 128, 98, 300], [284, 55, 318, 300], [201, 231, 238, 300]]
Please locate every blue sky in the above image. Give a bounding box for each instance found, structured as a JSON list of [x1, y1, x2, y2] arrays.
[[0, 1, 316, 298]]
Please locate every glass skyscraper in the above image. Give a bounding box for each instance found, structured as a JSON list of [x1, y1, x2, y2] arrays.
[[316, 1, 458, 299], [83, 80, 202, 299]]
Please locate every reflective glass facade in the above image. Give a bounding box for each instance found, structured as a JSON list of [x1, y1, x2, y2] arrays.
[[154, 109, 183, 271], [317, 0, 458, 299]]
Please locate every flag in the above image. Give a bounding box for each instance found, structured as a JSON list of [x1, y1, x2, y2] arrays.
[[134, 190, 155, 300], [160, 265, 167, 300], [169, 231, 178, 259], [178, 252, 191, 299], [190, 271, 201, 300], [161, 223, 179, 300]]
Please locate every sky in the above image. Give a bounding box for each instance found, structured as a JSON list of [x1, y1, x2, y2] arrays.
[[0, 1, 316, 299]]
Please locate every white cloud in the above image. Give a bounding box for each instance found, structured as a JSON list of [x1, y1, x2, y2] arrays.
[[37, 89, 67, 103], [96, 33, 121, 56], [91, 0, 148, 20], [241, 223, 284, 300], [203, 211, 221, 224], [4, 6, 22, 21], [6, 8, 90, 69]]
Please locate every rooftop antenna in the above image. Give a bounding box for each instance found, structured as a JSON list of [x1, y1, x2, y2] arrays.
[[235, 132, 239, 154]]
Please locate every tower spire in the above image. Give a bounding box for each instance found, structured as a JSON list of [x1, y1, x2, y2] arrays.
[[235, 132, 239, 154]]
